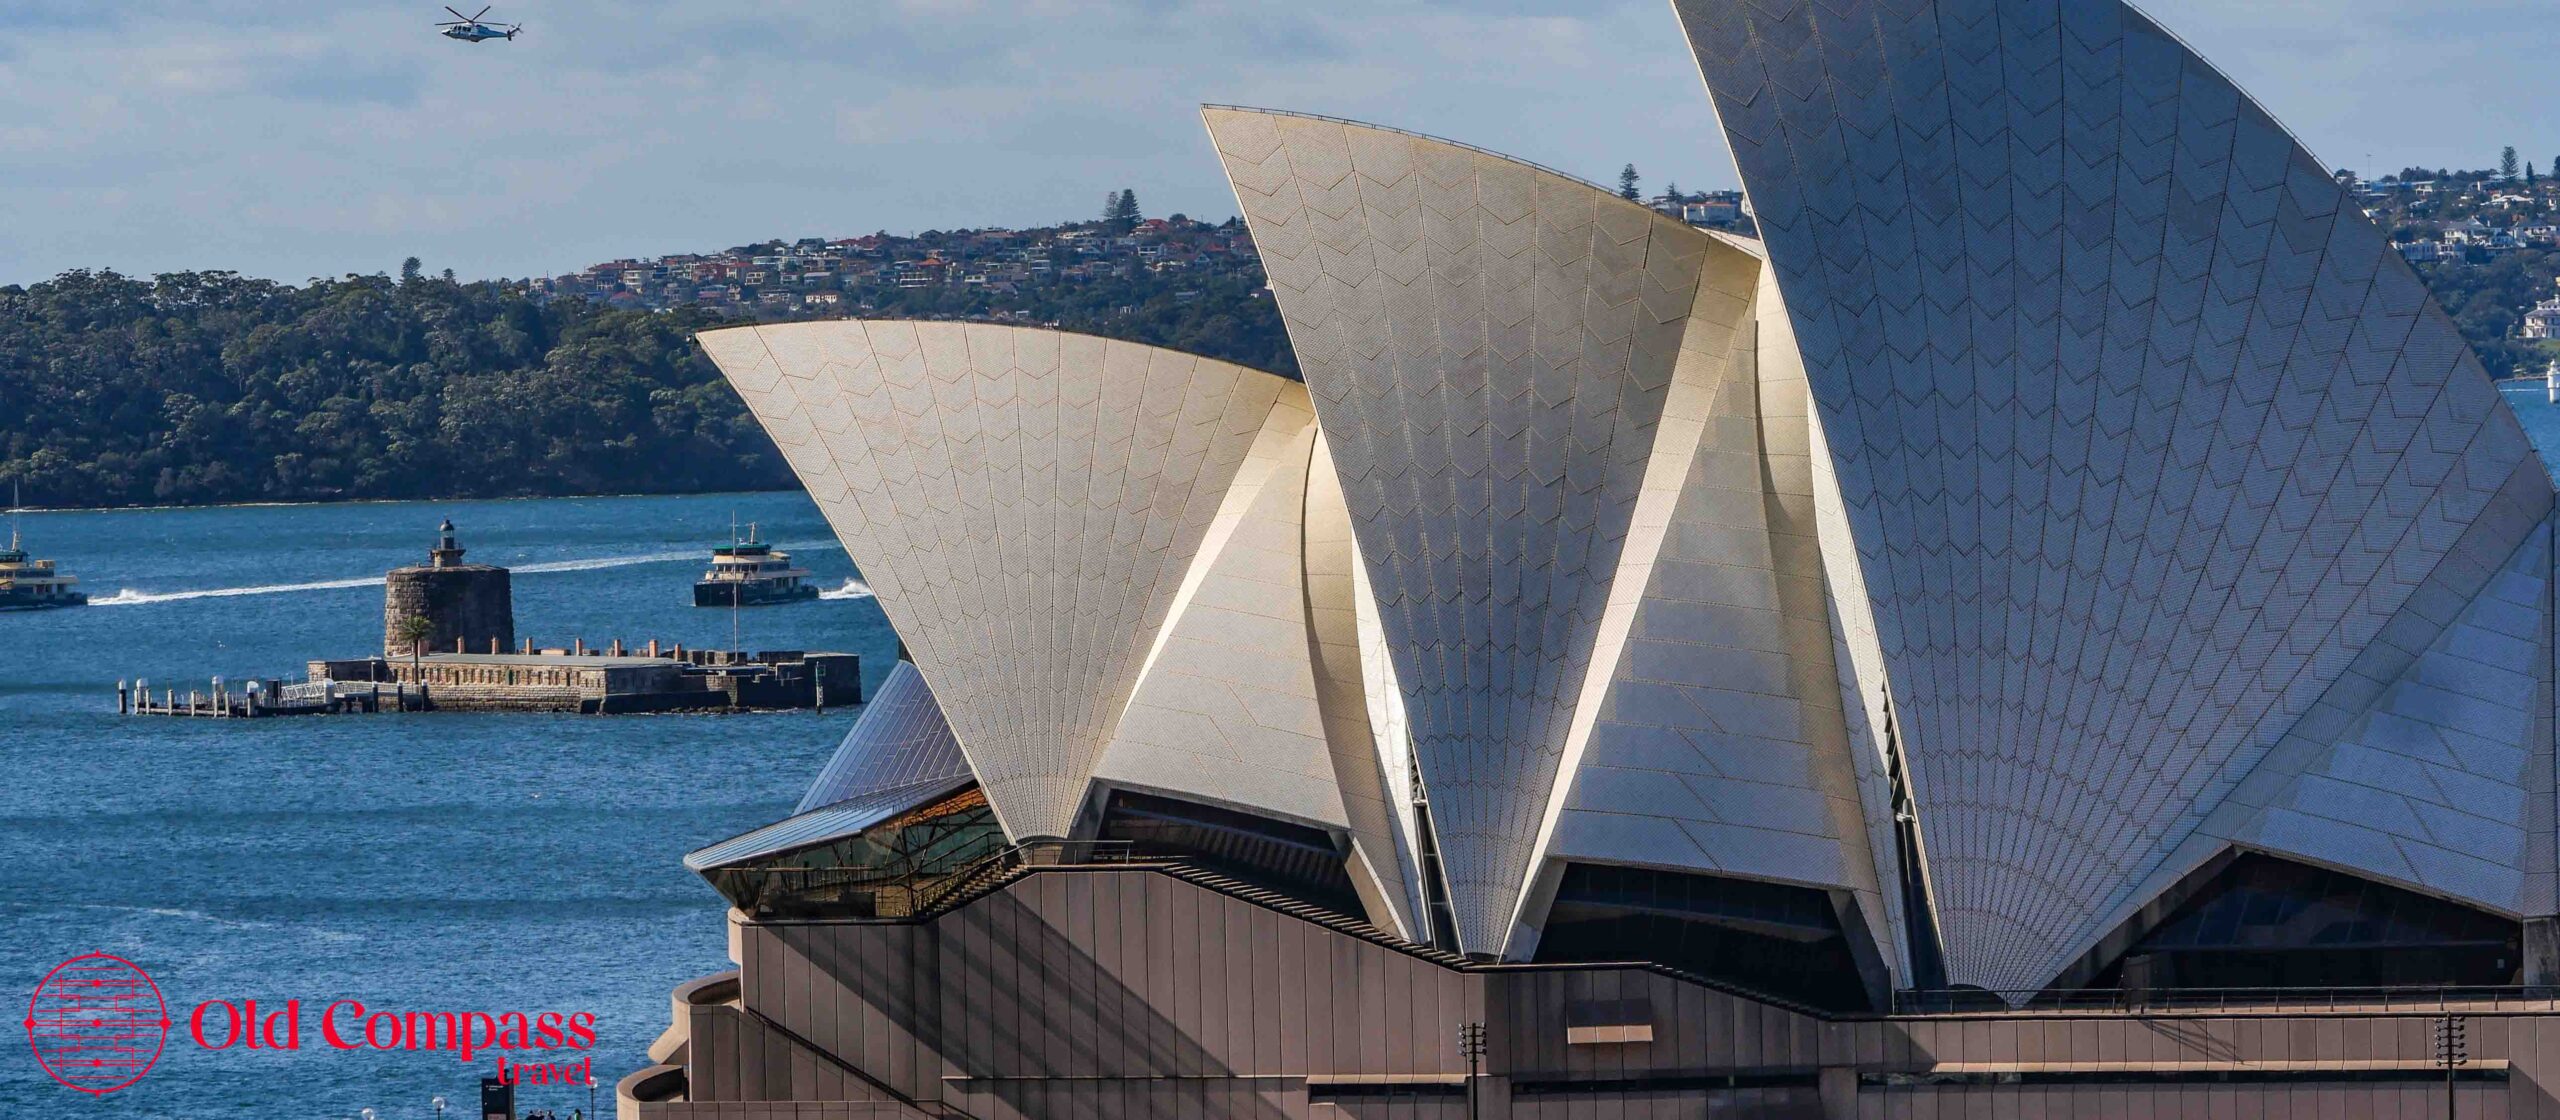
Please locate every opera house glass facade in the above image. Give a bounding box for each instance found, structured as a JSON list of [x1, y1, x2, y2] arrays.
[[622, 2, 2560, 1117]]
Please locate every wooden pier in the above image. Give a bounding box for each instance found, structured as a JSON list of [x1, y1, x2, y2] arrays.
[[119, 678, 427, 718]]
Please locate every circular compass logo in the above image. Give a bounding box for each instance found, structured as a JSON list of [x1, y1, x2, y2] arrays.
[[25, 953, 170, 1094]]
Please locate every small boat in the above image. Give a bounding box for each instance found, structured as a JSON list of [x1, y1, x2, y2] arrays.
[[0, 488, 86, 611], [693, 523, 819, 607]]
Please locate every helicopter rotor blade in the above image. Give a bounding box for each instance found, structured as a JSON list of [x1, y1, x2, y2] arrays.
[[472, 5, 492, 20], [445, 6, 472, 21]]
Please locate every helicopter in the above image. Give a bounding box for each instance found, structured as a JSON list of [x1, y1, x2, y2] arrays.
[[436, 6, 520, 42]]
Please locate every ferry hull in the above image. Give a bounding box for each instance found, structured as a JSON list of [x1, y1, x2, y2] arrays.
[[0, 590, 88, 611], [692, 581, 819, 607]]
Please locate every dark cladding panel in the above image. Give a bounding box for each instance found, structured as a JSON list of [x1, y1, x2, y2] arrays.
[[1008, 877, 1045, 1078], [919, 920, 950, 1096], [1375, 937, 1405, 1076], [1115, 873, 1148, 1076], [779, 925, 826, 1086], [1560, 970, 1598, 1078], [1356, 936, 1388, 1078], [651, 869, 2560, 1119], [2012, 1021, 2047, 1072], [1542, 970, 1579, 1075], [1091, 869, 1127, 1075], [763, 1005, 795, 1102], [1172, 876, 1203, 1078], [1659, 977, 1699, 1070], [1249, 902, 1282, 1075], [1291, 897, 1323, 1076], [1200, 887, 1235, 1077], [990, 885, 1028, 1076], [2528, 1017, 2560, 1120], [1126, 873, 1160, 1077], [1852, 1085, 2508, 1119], [1422, 964, 1458, 1076], [701, 1002, 737, 1103], [742, 921, 774, 1020], [1061, 871, 1101, 1077], [1488, 972, 1531, 1082], [1128, 873, 1160, 1076], [1277, 910, 1307, 1075], [1019, 889, 1056, 1078], [1331, 925, 1372, 1073], [1214, 897, 1248, 1073], [955, 887, 993, 1080], [879, 924, 916, 1099], [2068, 1022, 2109, 1073], [780, 929, 816, 1102], [1983, 1016, 2018, 1070]]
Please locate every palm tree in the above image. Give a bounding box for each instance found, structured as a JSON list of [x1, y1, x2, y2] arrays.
[[393, 615, 437, 702]]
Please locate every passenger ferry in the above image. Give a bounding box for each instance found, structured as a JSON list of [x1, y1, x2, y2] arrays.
[[0, 493, 86, 611], [692, 524, 819, 607]]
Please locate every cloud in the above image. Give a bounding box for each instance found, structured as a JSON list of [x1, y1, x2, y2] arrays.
[[0, 0, 2538, 285]]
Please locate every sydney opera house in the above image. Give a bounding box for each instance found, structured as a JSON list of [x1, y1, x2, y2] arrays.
[[623, 1, 2560, 1116]]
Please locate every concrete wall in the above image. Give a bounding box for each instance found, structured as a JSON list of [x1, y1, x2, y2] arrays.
[[641, 867, 2560, 1120]]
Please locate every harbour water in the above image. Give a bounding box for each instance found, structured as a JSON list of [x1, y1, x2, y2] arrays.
[[2505, 379, 2560, 478], [0, 491, 891, 1118]]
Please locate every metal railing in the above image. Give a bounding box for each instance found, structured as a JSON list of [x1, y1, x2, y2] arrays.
[[912, 839, 1141, 912], [275, 681, 346, 705], [1890, 984, 2559, 1016], [728, 839, 1145, 919]]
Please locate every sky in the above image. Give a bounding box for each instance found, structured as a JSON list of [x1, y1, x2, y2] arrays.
[[0, 0, 2549, 286]]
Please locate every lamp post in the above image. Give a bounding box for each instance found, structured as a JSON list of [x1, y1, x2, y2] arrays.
[[431, 1095, 445, 1120], [2435, 1013, 2467, 1120], [587, 1071, 598, 1120], [1458, 1021, 1486, 1120]]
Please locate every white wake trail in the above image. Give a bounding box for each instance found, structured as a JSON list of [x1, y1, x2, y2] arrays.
[[512, 549, 697, 574], [90, 576, 385, 605], [820, 579, 875, 601], [92, 546, 728, 606]]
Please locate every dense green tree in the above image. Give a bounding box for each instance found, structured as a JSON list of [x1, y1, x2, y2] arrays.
[[0, 259, 1299, 509], [2504, 146, 2521, 182], [0, 270, 791, 507], [1618, 164, 1641, 201], [1102, 190, 1142, 235], [2412, 248, 2560, 379]]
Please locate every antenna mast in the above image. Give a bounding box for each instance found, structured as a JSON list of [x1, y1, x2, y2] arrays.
[[729, 510, 742, 653]]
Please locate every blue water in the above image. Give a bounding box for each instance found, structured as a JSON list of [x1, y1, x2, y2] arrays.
[[0, 492, 893, 1119], [2503, 382, 2560, 482]]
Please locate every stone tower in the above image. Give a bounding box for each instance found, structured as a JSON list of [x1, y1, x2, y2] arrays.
[[382, 519, 513, 657]]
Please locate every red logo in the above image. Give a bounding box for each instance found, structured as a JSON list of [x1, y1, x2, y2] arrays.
[[26, 953, 171, 1094]]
